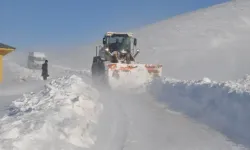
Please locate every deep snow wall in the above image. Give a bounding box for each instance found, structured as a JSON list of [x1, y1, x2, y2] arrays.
[[146, 75, 250, 147], [0, 75, 102, 150]]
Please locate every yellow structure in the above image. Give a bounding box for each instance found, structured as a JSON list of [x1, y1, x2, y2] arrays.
[[0, 43, 15, 82]]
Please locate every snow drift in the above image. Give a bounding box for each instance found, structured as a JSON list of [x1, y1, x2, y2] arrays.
[[0, 75, 102, 150], [146, 75, 250, 147]]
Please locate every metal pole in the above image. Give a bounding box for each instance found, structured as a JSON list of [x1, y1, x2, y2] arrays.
[[96, 46, 98, 56]]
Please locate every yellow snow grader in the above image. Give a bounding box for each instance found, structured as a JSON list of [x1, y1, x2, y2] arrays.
[[91, 32, 162, 90]]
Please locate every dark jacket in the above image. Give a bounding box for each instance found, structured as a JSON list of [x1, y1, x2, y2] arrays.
[[41, 62, 49, 77]]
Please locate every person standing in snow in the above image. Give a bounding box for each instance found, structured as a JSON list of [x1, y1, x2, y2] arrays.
[[41, 60, 49, 80]]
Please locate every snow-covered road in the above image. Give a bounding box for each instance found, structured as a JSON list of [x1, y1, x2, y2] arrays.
[[88, 90, 245, 150], [1, 60, 249, 150]]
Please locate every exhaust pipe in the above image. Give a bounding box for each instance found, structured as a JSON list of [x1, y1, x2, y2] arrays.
[[96, 46, 98, 56]]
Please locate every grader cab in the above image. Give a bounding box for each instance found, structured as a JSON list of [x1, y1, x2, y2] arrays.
[[91, 32, 162, 89]]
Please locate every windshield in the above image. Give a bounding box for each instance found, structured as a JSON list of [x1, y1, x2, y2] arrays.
[[30, 56, 46, 61], [107, 35, 132, 52]]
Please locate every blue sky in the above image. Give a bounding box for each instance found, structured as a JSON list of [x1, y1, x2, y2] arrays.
[[1, 0, 229, 51]]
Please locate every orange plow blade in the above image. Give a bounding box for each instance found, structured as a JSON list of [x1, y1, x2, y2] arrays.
[[107, 63, 162, 90]]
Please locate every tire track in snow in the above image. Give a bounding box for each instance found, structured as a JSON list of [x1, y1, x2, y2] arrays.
[[115, 94, 129, 150], [87, 90, 129, 150]]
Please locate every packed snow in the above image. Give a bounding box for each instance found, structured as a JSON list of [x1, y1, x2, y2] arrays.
[[0, 75, 102, 150]]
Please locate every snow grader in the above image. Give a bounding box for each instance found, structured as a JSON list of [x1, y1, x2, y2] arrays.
[[91, 32, 162, 90]]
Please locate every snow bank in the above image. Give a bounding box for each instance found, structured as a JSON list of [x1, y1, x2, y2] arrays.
[[146, 75, 250, 146], [0, 75, 102, 150]]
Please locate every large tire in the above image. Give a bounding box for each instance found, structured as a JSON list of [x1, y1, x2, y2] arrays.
[[91, 56, 107, 87]]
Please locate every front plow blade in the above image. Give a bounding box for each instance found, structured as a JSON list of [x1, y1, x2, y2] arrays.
[[107, 63, 162, 90]]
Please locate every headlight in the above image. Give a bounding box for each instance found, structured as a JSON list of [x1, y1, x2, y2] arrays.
[[121, 49, 127, 54]]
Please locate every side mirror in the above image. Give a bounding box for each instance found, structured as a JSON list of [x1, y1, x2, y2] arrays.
[[103, 38, 106, 45], [134, 38, 137, 46]]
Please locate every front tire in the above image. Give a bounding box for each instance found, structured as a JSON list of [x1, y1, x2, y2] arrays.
[[91, 56, 107, 87]]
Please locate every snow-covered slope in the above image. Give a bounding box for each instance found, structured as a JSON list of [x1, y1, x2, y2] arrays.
[[134, 0, 250, 81], [0, 75, 102, 150]]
